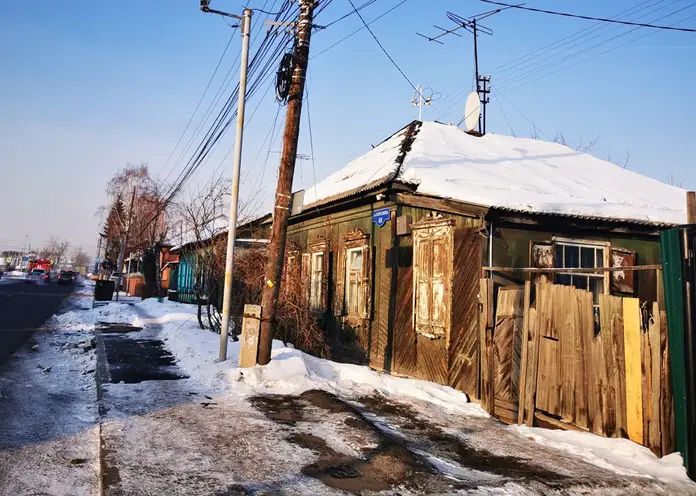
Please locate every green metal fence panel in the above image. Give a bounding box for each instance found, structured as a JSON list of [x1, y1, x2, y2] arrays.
[[660, 228, 689, 469]]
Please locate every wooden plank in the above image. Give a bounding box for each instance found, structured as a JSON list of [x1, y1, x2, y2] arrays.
[[524, 307, 539, 426], [479, 279, 492, 412], [648, 303, 662, 454], [495, 398, 519, 412], [448, 229, 481, 397], [610, 296, 628, 438], [641, 317, 651, 448], [517, 281, 532, 425], [239, 304, 262, 368], [623, 297, 644, 445], [597, 295, 616, 437], [559, 285, 577, 424], [483, 265, 662, 274], [392, 237, 417, 377], [494, 404, 518, 425], [492, 287, 524, 408], [574, 289, 592, 430], [660, 310, 676, 456], [534, 411, 588, 432]]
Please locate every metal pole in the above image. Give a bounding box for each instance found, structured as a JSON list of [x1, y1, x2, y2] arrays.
[[219, 8, 253, 362], [258, 0, 315, 366]]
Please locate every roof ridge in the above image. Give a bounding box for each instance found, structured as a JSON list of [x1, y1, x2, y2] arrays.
[[389, 120, 422, 183]]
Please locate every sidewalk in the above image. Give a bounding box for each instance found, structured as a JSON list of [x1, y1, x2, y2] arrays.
[[2, 292, 695, 495]]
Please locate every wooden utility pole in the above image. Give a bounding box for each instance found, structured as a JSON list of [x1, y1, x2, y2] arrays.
[[687, 191, 696, 224], [258, 0, 315, 365]]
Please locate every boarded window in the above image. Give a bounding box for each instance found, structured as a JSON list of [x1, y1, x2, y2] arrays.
[[413, 217, 454, 340], [611, 248, 636, 294]]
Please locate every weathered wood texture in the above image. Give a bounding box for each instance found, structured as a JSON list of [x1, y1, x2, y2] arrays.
[[505, 282, 675, 455], [449, 228, 481, 397], [479, 278, 494, 412], [492, 286, 524, 421]]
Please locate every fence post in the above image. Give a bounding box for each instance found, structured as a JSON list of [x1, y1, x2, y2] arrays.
[[517, 281, 531, 425]]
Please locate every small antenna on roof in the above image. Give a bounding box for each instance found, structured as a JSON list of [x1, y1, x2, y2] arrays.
[[417, 5, 519, 134]]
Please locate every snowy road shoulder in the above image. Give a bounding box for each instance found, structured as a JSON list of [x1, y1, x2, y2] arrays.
[[32, 294, 696, 495]]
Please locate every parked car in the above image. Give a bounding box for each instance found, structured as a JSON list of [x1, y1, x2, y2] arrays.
[[57, 270, 76, 285], [25, 268, 48, 283]]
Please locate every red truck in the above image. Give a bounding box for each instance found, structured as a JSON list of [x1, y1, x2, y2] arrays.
[[27, 259, 52, 281]]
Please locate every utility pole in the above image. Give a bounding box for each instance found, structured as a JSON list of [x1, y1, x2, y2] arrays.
[[216, 8, 253, 362], [116, 187, 136, 302], [258, 0, 315, 366]]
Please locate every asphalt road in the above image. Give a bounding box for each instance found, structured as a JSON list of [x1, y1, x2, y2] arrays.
[[0, 280, 74, 365]]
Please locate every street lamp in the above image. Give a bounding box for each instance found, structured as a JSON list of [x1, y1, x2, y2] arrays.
[[25, 235, 31, 254]]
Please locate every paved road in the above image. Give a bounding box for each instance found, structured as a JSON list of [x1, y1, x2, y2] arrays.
[[0, 279, 74, 365]]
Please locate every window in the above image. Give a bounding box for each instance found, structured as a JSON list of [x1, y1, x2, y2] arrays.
[[412, 215, 454, 340], [310, 252, 324, 311], [553, 241, 606, 307], [345, 248, 364, 315], [335, 228, 370, 320]]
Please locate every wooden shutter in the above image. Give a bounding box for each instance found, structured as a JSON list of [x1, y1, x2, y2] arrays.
[[301, 253, 311, 302], [334, 244, 345, 316], [414, 232, 431, 335], [360, 244, 372, 319], [611, 248, 636, 294], [412, 217, 453, 340]]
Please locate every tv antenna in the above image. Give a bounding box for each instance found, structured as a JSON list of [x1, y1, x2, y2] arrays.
[[411, 84, 436, 121], [417, 5, 519, 134]]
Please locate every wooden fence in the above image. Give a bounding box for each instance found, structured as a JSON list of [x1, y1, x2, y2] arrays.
[[480, 280, 676, 456]]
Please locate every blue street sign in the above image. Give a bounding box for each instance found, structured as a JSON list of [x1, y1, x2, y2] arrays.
[[372, 207, 391, 227]]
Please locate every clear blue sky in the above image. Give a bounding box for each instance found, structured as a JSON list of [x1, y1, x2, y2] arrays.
[[1, 0, 695, 255]]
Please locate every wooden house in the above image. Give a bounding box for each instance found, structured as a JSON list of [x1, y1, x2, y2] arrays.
[[285, 120, 688, 403]]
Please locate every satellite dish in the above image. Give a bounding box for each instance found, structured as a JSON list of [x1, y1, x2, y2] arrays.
[[463, 92, 481, 132]]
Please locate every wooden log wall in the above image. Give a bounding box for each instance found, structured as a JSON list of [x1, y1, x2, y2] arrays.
[[488, 280, 676, 456]]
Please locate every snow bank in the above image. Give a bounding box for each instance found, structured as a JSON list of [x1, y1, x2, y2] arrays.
[[51, 302, 140, 331], [512, 425, 689, 483]]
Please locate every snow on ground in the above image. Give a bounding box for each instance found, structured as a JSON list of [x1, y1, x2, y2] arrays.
[[0, 286, 100, 495], [88, 297, 692, 488], [512, 425, 689, 483]]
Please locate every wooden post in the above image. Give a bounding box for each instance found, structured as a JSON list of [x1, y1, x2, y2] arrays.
[[687, 191, 696, 224], [517, 280, 531, 425], [239, 304, 262, 368], [257, 0, 315, 365], [479, 278, 493, 412]]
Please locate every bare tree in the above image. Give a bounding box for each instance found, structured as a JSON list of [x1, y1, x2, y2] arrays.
[[39, 236, 70, 267], [72, 246, 91, 269], [173, 175, 263, 331]]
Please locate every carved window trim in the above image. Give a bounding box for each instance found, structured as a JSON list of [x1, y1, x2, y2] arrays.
[[334, 228, 371, 323], [308, 237, 329, 312], [412, 213, 455, 344]]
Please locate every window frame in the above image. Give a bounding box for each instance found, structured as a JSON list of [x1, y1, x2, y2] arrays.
[[551, 237, 610, 308], [335, 228, 371, 323]]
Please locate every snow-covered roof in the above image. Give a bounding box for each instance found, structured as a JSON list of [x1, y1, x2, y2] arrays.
[[302, 121, 687, 226]]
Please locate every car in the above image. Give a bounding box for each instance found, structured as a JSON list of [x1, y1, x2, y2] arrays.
[[57, 270, 76, 285], [25, 268, 48, 283]]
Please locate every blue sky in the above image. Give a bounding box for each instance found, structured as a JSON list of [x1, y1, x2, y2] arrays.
[[1, 0, 695, 254]]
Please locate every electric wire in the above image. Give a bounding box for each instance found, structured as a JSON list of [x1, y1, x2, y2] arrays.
[[480, 0, 696, 32], [346, 0, 417, 92], [497, 3, 696, 92], [496, 0, 689, 90]]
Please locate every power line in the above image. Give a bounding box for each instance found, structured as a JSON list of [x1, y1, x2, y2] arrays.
[[498, 4, 696, 92], [346, 0, 417, 91], [324, 0, 380, 28], [495, 0, 686, 89], [480, 0, 696, 32], [494, 88, 549, 140], [492, 91, 515, 137], [311, 0, 408, 59], [156, 25, 238, 179], [488, 0, 659, 78]]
